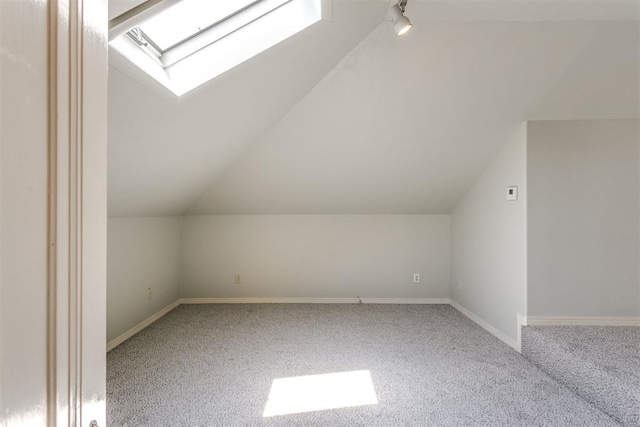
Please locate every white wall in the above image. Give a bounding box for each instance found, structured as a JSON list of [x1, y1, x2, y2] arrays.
[[108, 1, 389, 217], [527, 120, 639, 317], [450, 124, 527, 343], [188, 22, 638, 216], [181, 215, 450, 299], [1, 1, 48, 423], [107, 217, 182, 341]]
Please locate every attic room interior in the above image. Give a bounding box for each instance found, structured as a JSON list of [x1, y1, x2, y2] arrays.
[[0, 0, 639, 426]]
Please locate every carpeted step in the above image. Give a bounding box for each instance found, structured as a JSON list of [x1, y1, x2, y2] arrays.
[[521, 326, 640, 427]]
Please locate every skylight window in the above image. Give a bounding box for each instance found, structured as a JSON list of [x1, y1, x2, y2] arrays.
[[137, 0, 259, 51], [109, 0, 322, 96]]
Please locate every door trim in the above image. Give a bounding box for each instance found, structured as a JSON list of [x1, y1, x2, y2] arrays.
[[47, 0, 85, 424], [47, 1, 107, 426]]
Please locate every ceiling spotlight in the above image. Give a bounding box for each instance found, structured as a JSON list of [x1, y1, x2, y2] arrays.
[[390, 1, 412, 36]]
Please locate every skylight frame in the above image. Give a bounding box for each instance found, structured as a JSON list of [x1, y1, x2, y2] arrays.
[[128, 0, 293, 67], [138, 0, 262, 52], [109, 0, 322, 96]]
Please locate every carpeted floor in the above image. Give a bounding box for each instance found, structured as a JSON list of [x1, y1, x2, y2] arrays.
[[107, 304, 619, 426], [522, 325, 640, 426]]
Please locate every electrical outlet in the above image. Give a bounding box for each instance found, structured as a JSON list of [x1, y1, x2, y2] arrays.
[[146, 287, 152, 301], [234, 274, 241, 284], [507, 186, 518, 201], [413, 273, 420, 283]]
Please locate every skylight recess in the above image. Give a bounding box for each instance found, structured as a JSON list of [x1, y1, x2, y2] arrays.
[[109, 0, 322, 96]]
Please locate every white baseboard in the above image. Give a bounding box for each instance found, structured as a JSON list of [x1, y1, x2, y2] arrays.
[[180, 297, 359, 304], [108, 299, 637, 355], [180, 297, 451, 305], [107, 300, 181, 352], [449, 300, 520, 352], [361, 298, 450, 304], [107, 297, 518, 353], [526, 316, 640, 326]]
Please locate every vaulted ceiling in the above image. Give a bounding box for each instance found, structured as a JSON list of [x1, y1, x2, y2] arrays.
[[108, 0, 639, 217]]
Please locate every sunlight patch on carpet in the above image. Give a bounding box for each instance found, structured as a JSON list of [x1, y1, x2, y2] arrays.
[[262, 370, 378, 417]]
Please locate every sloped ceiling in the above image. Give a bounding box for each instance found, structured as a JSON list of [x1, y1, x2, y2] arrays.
[[108, 0, 639, 217], [109, 0, 147, 20], [108, 1, 390, 216]]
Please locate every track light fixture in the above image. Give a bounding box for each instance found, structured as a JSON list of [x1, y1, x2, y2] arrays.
[[390, 0, 412, 36]]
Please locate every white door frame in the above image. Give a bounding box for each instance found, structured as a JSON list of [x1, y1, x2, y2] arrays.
[[47, 1, 108, 426]]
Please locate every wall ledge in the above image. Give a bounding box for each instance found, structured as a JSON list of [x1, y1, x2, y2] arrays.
[[525, 316, 640, 326]]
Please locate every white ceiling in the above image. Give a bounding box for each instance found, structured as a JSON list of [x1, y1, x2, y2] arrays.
[[108, 1, 390, 216], [109, 0, 147, 20], [108, 0, 639, 216]]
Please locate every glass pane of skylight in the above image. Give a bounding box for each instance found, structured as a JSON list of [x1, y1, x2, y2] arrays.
[[139, 0, 258, 51], [110, 0, 321, 96]]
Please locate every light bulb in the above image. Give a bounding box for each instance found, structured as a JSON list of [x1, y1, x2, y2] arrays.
[[390, 4, 413, 36]]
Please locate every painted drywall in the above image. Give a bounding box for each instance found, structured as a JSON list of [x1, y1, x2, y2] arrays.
[[0, 0, 48, 422], [107, 217, 182, 341], [181, 215, 450, 299], [527, 120, 639, 317], [107, 1, 389, 217], [450, 124, 527, 343], [107, 0, 639, 218], [188, 21, 638, 215]]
